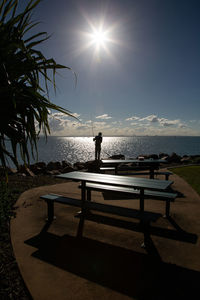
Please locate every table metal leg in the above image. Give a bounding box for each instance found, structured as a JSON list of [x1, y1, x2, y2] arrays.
[[139, 189, 144, 212], [77, 181, 86, 238], [115, 165, 118, 174], [46, 200, 56, 222], [163, 199, 170, 218], [149, 167, 154, 179], [139, 188, 146, 247]]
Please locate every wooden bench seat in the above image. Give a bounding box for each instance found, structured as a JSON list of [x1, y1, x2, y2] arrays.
[[100, 167, 116, 172], [40, 193, 161, 223], [40, 194, 82, 222], [81, 182, 177, 217], [100, 168, 172, 180]]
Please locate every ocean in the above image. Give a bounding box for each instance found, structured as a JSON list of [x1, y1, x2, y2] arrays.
[[4, 136, 200, 167], [16, 136, 200, 166]]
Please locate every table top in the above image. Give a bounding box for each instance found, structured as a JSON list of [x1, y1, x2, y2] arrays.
[[57, 171, 172, 191], [101, 159, 166, 164]]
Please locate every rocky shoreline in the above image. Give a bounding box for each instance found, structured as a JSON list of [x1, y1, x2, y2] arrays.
[[2, 152, 200, 177]]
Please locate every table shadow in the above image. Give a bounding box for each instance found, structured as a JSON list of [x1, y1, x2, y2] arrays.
[[25, 213, 198, 300], [82, 212, 198, 244], [25, 229, 200, 300]]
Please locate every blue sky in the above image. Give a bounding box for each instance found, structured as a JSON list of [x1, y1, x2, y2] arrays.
[[28, 0, 200, 136]]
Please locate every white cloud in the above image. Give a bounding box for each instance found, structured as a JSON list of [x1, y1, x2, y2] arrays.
[[140, 115, 159, 123], [72, 112, 80, 118], [96, 114, 112, 120], [126, 116, 140, 121], [131, 122, 143, 126], [159, 118, 180, 127]]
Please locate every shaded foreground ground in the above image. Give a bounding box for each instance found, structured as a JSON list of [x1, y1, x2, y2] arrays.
[[0, 175, 67, 299], [10, 170, 200, 299]]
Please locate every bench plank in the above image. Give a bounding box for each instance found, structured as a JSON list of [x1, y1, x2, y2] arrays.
[[40, 194, 82, 207], [83, 183, 177, 200], [100, 167, 115, 171], [100, 168, 172, 180], [81, 182, 177, 217], [40, 193, 161, 223]]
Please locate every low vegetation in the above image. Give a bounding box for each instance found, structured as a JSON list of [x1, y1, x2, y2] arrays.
[[171, 165, 200, 196]]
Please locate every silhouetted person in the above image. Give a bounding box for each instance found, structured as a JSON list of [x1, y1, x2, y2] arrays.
[[93, 132, 102, 160]]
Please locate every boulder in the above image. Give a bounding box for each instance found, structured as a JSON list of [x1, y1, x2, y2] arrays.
[[84, 160, 101, 172], [62, 160, 73, 168], [30, 163, 46, 174], [168, 152, 181, 163], [61, 166, 75, 173], [47, 161, 62, 171], [159, 153, 169, 159], [147, 154, 159, 160], [46, 170, 61, 175], [18, 165, 35, 177], [181, 155, 191, 163], [35, 161, 46, 168], [73, 162, 86, 170], [109, 154, 125, 160]]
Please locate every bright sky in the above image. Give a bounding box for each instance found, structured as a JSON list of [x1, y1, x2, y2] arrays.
[[30, 0, 200, 136]]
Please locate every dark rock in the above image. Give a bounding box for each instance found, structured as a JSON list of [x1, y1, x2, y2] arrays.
[[168, 152, 181, 163], [35, 161, 46, 168], [47, 161, 62, 171], [29, 166, 42, 175], [160, 156, 169, 162], [30, 165, 42, 175], [109, 154, 125, 160], [147, 154, 159, 160], [73, 162, 86, 170], [61, 166, 75, 173], [159, 153, 169, 159], [18, 165, 35, 177], [84, 160, 101, 172], [181, 156, 191, 163], [62, 160, 73, 168], [191, 155, 200, 164], [46, 170, 61, 175]]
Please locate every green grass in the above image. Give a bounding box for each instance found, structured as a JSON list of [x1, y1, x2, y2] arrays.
[[171, 165, 200, 196]]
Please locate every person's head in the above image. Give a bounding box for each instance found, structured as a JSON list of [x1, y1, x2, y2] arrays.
[[98, 132, 102, 136]]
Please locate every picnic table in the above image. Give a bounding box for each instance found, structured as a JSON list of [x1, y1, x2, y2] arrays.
[[101, 159, 167, 179], [41, 171, 175, 245], [56, 171, 172, 213]]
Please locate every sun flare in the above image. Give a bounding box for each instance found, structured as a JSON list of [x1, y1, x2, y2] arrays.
[[76, 14, 121, 62], [90, 29, 108, 46]]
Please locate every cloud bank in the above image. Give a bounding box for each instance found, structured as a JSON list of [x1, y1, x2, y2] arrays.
[[46, 112, 200, 136]]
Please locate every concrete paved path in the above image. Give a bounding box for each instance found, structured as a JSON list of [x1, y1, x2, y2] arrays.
[[11, 172, 200, 299]]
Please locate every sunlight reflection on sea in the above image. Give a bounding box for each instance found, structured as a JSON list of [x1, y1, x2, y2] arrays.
[[36, 136, 200, 165], [5, 136, 200, 167]]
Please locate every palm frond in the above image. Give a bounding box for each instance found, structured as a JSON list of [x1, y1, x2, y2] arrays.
[[0, 0, 77, 171]]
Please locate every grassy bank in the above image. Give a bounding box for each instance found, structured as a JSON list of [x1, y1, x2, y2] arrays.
[[171, 165, 200, 196]]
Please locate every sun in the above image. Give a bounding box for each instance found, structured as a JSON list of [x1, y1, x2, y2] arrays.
[[76, 15, 121, 61], [90, 29, 108, 47]]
